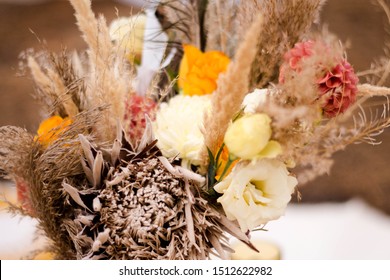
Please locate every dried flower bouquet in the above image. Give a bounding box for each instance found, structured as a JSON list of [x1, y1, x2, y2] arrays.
[[2, 0, 390, 260]]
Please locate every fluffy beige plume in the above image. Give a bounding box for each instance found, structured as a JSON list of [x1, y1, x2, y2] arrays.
[[0, 126, 33, 180], [203, 15, 263, 157], [204, 0, 237, 56], [28, 108, 104, 258], [238, 0, 326, 89], [69, 0, 131, 142], [358, 84, 390, 97], [28, 56, 79, 117], [160, 0, 201, 48]]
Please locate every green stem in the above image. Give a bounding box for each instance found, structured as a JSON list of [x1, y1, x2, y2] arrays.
[[217, 156, 235, 183]]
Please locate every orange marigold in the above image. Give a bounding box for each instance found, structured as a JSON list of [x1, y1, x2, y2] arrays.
[[178, 44, 230, 96], [35, 115, 72, 147]]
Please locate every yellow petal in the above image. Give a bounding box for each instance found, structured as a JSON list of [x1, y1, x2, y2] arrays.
[[257, 140, 282, 159], [224, 114, 272, 159]]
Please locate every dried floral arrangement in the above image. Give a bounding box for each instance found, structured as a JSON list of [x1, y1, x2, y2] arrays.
[[2, 0, 390, 260]]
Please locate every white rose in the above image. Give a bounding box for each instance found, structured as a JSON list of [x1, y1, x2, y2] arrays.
[[214, 159, 297, 232]]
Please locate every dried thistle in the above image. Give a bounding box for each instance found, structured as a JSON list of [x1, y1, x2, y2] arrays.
[[28, 118, 253, 259]]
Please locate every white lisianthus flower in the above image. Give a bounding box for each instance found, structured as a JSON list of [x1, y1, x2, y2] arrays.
[[214, 159, 297, 232], [153, 94, 211, 166], [242, 88, 269, 114]]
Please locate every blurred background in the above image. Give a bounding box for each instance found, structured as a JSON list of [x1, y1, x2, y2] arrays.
[[1, 0, 390, 259]]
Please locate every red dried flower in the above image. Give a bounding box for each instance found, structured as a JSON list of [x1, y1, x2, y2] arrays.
[[318, 60, 359, 117], [279, 41, 359, 118], [124, 95, 157, 142]]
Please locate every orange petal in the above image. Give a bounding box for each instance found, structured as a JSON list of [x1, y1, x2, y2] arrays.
[[178, 44, 203, 90]]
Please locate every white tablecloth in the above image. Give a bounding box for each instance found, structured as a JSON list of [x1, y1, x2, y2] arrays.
[[249, 199, 390, 259]]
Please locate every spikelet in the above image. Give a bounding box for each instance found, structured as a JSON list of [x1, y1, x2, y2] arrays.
[[27, 51, 83, 118], [202, 15, 263, 158], [159, 0, 202, 48], [0, 126, 33, 180], [204, 0, 238, 56], [243, 0, 326, 89], [69, 0, 133, 142]]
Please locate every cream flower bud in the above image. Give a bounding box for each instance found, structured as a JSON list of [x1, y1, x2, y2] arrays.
[[224, 114, 281, 160], [214, 159, 297, 232], [109, 14, 147, 61]]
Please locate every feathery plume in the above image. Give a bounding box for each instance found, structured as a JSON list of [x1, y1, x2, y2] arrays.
[[69, 0, 132, 142], [243, 0, 326, 89], [159, 0, 201, 48], [203, 15, 263, 157], [204, 0, 238, 56]]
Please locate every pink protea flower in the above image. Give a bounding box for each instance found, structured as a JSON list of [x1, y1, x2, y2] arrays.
[[318, 60, 359, 117], [124, 95, 157, 143], [279, 40, 359, 118]]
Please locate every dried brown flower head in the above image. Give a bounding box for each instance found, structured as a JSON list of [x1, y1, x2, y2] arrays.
[[29, 120, 250, 260]]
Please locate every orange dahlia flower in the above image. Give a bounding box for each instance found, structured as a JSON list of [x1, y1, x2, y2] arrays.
[[178, 44, 230, 96]]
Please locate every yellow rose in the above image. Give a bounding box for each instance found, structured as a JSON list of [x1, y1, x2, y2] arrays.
[[214, 159, 297, 232], [224, 113, 281, 160], [178, 45, 230, 96], [35, 116, 72, 147]]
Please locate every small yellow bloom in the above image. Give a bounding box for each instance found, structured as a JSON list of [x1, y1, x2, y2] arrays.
[[178, 45, 230, 96], [36, 116, 72, 147], [224, 114, 281, 160], [109, 14, 147, 63]]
